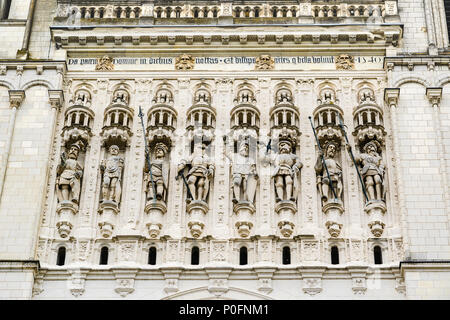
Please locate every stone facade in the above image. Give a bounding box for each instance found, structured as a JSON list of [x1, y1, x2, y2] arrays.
[[0, 0, 449, 300]]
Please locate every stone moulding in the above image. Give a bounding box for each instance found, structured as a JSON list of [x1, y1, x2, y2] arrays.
[[52, 30, 402, 49], [31, 264, 406, 298]]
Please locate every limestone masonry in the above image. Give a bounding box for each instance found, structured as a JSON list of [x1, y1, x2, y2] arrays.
[[0, 0, 449, 300]]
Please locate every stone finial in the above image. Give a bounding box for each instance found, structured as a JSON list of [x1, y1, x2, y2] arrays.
[[384, 88, 400, 107], [426, 87, 443, 107], [8, 90, 25, 109], [48, 90, 65, 110]]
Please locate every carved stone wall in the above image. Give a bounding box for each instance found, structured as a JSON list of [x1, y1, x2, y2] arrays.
[[0, 0, 450, 300]]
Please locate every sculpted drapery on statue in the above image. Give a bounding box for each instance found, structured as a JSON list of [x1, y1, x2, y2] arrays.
[[178, 142, 214, 203], [349, 140, 385, 202], [144, 142, 170, 203], [315, 141, 343, 203], [56, 140, 84, 204], [223, 138, 258, 205], [261, 139, 302, 202], [100, 145, 124, 204]]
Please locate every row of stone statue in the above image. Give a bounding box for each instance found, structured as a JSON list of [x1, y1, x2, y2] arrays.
[[55, 137, 386, 210]]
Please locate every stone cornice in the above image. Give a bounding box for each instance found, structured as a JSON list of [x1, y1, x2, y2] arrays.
[[51, 25, 402, 49], [0, 260, 40, 272], [399, 260, 450, 277], [37, 263, 401, 280]]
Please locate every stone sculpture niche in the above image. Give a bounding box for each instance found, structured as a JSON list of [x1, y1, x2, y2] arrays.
[[144, 85, 177, 238], [266, 86, 301, 237], [226, 86, 260, 237], [55, 140, 85, 238], [97, 87, 132, 238], [351, 85, 387, 237], [347, 140, 387, 237], [55, 86, 96, 238], [312, 85, 345, 238], [144, 141, 171, 238], [98, 144, 125, 238]]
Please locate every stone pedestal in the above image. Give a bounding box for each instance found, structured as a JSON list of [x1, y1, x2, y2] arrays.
[[234, 201, 255, 238], [275, 201, 296, 238], [56, 201, 78, 238], [144, 200, 167, 238], [364, 201, 387, 237], [186, 200, 208, 238], [322, 200, 344, 238], [98, 200, 119, 238]]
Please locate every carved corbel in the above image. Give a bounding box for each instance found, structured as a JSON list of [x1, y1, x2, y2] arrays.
[[300, 267, 326, 296], [426, 87, 442, 108], [113, 269, 138, 297], [161, 267, 183, 294], [8, 90, 25, 109], [48, 90, 64, 111], [255, 267, 277, 294], [384, 88, 400, 109], [68, 268, 89, 297], [32, 271, 47, 297], [349, 267, 367, 295], [205, 267, 232, 297]]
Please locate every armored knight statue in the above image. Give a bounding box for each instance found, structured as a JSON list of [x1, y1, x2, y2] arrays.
[[56, 140, 84, 204], [178, 142, 214, 202], [315, 141, 343, 203], [348, 141, 385, 201], [224, 138, 259, 204], [261, 139, 302, 202], [100, 145, 124, 204], [144, 142, 170, 203]]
